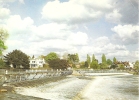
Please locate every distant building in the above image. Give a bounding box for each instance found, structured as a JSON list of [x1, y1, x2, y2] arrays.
[[127, 62, 134, 68], [115, 61, 134, 69], [29, 57, 45, 68]]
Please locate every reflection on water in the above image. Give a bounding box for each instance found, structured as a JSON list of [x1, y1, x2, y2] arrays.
[[2, 74, 139, 100]]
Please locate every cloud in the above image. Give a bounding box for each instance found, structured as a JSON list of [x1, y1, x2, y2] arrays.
[[111, 24, 139, 45], [105, 9, 122, 23], [0, 0, 16, 3], [3, 14, 89, 57], [0, 7, 10, 19], [67, 32, 88, 46], [3, 15, 34, 36], [93, 36, 110, 47], [41, 0, 113, 24], [19, 0, 24, 4], [1, 0, 138, 63], [0, 0, 24, 3], [106, 0, 138, 24]]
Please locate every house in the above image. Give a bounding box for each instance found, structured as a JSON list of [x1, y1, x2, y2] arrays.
[[29, 57, 45, 68], [127, 62, 134, 69]]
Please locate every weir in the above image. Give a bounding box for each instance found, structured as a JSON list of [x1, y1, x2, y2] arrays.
[[0, 69, 73, 86], [76, 69, 130, 76]]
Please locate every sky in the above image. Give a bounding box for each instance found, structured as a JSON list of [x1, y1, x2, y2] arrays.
[[0, 0, 138, 62]]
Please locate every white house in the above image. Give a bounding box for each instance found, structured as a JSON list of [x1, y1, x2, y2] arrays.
[[29, 57, 45, 68], [129, 62, 134, 68]]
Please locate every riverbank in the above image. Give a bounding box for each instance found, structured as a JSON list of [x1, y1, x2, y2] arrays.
[[0, 76, 68, 100]]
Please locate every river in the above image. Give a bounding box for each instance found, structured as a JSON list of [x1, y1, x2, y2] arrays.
[[0, 73, 139, 100]]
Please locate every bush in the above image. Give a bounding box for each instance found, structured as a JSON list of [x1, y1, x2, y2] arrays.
[[48, 59, 69, 69]]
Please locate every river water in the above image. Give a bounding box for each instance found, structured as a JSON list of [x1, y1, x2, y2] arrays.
[[1, 74, 139, 100]]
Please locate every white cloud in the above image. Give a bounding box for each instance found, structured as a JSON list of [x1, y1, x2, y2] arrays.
[[93, 36, 110, 47], [71, 0, 113, 10], [3, 15, 34, 36], [0, 7, 10, 18], [1, 0, 138, 63], [34, 23, 71, 40], [19, 0, 24, 4], [3, 14, 89, 57], [0, 0, 16, 3], [42, 0, 113, 24], [112, 24, 139, 44], [77, 35, 133, 62], [67, 32, 88, 46], [105, 0, 138, 25], [0, 0, 24, 3], [105, 9, 122, 23]]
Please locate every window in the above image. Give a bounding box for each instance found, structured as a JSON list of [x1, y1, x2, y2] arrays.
[[32, 61, 36, 63]]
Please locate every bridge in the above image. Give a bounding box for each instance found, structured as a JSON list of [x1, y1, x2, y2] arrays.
[[0, 69, 73, 86]]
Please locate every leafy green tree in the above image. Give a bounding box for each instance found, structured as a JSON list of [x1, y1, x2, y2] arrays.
[[75, 53, 79, 62], [0, 28, 8, 56], [100, 63, 108, 69], [48, 58, 69, 69], [86, 54, 91, 67], [0, 58, 6, 68], [4, 49, 30, 69], [134, 60, 139, 70], [118, 64, 125, 70], [100, 54, 108, 69], [45, 52, 59, 62], [102, 54, 107, 64], [80, 61, 85, 68], [84, 61, 88, 68], [92, 54, 95, 62], [107, 59, 112, 65], [68, 53, 79, 64], [110, 64, 118, 69], [90, 60, 99, 69], [113, 57, 117, 63]]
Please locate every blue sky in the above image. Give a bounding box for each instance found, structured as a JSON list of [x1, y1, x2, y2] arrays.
[[0, 0, 138, 62]]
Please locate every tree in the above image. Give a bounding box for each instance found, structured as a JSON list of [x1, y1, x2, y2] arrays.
[[100, 54, 108, 69], [84, 61, 88, 68], [0, 28, 8, 56], [45, 52, 59, 62], [92, 54, 95, 62], [90, 60, 99, 69], [4, 49, 30, 69], [118, 64, 125, 70], [107, 59, 112, 65], [80, 61, 85, 68], [102, 54, 107, 64], [75, 53, 79, 62], [100, 63, 108, 69], [110, 64, 118, 69], [67, 53, 79, 64], [86, 54, 91, 67], [134, 60, 139, 70], [48, 58, 69, 69], [113, 57, 117, 63], [0, 58, 6, 68]]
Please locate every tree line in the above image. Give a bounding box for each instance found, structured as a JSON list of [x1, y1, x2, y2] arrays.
[[84, 54, 117, 69], [0, 27, 138, 72]]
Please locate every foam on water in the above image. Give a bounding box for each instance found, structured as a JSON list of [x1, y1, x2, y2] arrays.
[[75, 74, 138, 100], [15, 76, 91, 100], [15, 74, 139, 100]]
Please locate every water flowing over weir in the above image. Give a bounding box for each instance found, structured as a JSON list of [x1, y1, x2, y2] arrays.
[[14, 74, 138, 100], [0, 69, 138, 100]]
